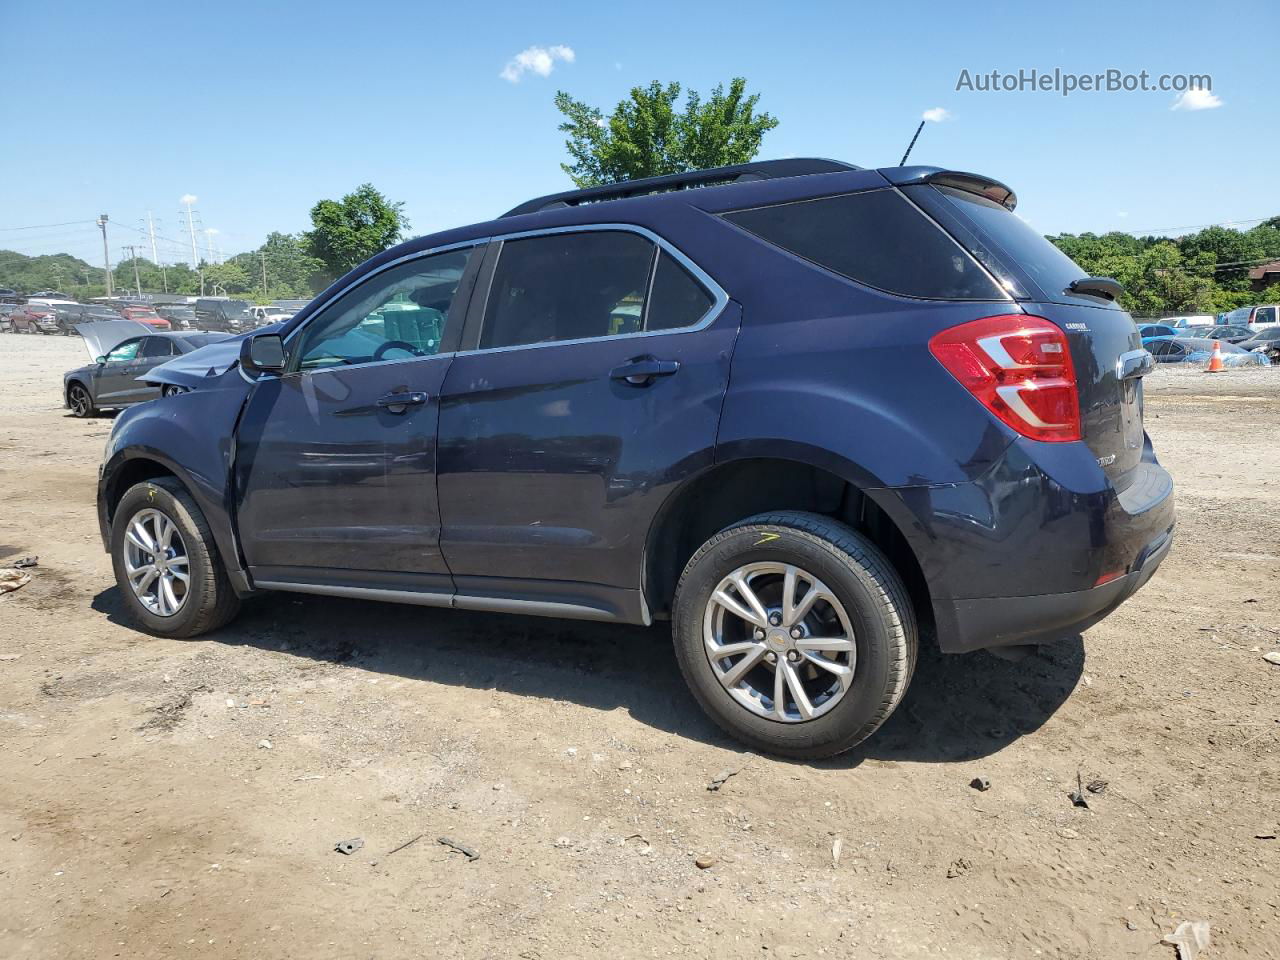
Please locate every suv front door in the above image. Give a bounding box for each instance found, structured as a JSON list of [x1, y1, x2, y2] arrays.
[[436, 228, 736, 620], [233, 245, 481, 593]]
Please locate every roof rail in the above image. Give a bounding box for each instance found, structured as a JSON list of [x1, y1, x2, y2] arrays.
[[501, 158, 859, 218]]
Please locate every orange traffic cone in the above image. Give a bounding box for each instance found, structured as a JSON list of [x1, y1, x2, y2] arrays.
[[1206, 340, 1225, 373]]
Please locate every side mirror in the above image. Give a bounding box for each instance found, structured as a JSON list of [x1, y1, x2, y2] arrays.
[[95, 356, 106, 364], [240, 333, 286, 375]]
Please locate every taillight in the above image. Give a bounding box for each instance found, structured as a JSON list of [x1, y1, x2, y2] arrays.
[[929, 314, 1081, 443]]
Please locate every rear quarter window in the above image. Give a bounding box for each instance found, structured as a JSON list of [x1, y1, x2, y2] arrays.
[[723, 189, 1006, 301]]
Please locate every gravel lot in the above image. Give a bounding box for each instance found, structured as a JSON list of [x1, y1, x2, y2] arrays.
[[1, 333, 1277, 959]]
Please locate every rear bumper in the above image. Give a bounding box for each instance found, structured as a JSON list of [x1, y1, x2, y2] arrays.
[[932, 521, 1173, 652], [869, 434, 1175, 654]]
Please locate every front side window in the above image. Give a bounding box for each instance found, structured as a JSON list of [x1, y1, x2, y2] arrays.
[[105, 339, 141, 362], [724, 189, 1006, 301], [295, 247, 473, 370]]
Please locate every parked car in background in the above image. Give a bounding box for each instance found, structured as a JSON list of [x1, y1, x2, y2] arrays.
[[26, 290, 72, 301], [117, 304, 171, 331], [83, 305, 124, 323], [63, 322, 232, 416], [9, 302, 59, 334], [1138, 323, 1178, 341], [194, 297, 253, 333], [155, 305, 198, 329], [96, 157, 1175, 758], [0, 301, 23, 332], [249, 305, 295, 326], [1164, 315, 1215, 331], [1223, 304, 1280, 332], [1237, 326, 1280, 357], [1145, 336, 1269, 366], [1200, 324, 1255, 344], [0, 287, 20, 301]]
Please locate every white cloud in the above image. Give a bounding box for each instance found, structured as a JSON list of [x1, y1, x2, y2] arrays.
[[1171, 88, 1222, 111], [921, 107, 951, 123], [1117, 211, 1129, 219], [500, 44, 575, 83]]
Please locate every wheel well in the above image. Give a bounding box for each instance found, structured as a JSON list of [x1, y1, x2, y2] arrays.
[[104, 459, 179, 526], [643, 458, 933, 637], [65, 378, 87, 401]]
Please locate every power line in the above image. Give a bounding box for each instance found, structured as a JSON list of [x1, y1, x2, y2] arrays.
[[0, 219, 97, 232]]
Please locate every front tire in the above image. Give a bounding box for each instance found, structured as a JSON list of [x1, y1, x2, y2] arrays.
[[672, 511, 917, 759], [110, 477, 241, 637], [67, 383, 96, 418]]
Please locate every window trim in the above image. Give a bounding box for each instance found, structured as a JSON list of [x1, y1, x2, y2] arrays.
[[460, 223, 728, 357]]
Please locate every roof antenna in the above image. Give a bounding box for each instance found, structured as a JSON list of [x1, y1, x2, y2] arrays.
[[899, 120, 925, 166]]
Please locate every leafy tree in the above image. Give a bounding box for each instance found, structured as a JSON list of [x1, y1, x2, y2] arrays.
[[225, 233, 326, 300], [555, 77, 779, 187], [304, 183, 408, 278]]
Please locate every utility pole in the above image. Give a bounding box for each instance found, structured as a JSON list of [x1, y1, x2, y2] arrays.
[[261, 250, 269, 298], [181, 194, 204, 296], [122, 246, 143, 298], [145, 212, 168, 293], [97, 214, 113, 297]]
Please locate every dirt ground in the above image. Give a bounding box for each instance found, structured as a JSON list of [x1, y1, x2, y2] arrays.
[[1, 333, 1277, 960]]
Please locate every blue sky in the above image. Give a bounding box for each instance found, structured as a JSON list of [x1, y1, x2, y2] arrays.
[[1, 0, 1274, 267]]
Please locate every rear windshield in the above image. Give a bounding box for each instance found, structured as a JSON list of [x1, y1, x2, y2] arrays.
[[723, 189, 1006, 300], [905, 184, 1096, 303]]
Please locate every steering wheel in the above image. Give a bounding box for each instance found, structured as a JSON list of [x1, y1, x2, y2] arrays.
[[372, 340, 424, 361]]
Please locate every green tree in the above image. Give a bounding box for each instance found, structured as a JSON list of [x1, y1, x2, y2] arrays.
[[555, 77, 779, 187], [304, 183, 408, 278]]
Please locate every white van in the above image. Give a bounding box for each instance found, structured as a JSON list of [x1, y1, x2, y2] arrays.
[[1223, 305, 1280, 333]]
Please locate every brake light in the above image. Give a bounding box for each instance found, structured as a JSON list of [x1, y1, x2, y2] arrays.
[[929, 315, 1081, 443]]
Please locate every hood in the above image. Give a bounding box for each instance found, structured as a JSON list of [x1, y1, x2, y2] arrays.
[[140, 322, 282, 389], [74, 320, 151, 361]]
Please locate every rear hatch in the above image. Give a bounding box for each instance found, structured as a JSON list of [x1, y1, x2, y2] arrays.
[[903, 179, 1147, 488]]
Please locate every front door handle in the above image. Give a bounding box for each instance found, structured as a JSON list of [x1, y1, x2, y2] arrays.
[[610, 357, 680, 386], [376, 390, 428, 412]]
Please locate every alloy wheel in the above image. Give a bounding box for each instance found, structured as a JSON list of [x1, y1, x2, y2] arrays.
[[702, 562, 855, 722], [69, 385, 91, 417], [122, 508, 190, 617]]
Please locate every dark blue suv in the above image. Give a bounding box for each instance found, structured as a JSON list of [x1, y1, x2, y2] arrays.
[[97, 158, 1174, 758]]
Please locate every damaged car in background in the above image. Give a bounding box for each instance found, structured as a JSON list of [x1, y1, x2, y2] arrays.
[[63, 321, 231, 417]]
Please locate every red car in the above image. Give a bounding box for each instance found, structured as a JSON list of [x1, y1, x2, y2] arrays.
[[118, 305, 171, 331]]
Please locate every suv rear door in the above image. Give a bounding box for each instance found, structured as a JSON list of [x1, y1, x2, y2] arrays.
[[436, 227, 736, 620]]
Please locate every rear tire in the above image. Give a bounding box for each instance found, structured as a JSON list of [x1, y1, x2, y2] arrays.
[[110, 477, 241, 638], [672, 511, 917, 759]]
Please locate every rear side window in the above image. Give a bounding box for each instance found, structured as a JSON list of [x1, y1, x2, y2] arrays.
[[723, 189, 1005, 300], [140, 337, 175, 358], [481, 231, 716, 349], [646, 251, 714, 331]]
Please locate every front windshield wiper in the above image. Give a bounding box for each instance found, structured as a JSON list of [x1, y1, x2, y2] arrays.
[[1066, 276, 1124, 301]]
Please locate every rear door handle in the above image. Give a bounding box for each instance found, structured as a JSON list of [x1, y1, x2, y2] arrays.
[[610, 357, 680, 385], [376, 390, 428, 412]]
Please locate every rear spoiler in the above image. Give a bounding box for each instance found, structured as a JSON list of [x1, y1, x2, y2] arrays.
[[880, 166, 1018, 211]]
